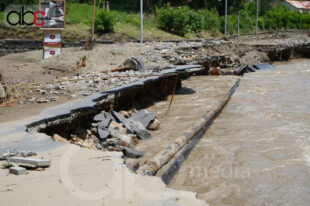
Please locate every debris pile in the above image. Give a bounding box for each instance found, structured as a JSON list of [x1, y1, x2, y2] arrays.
[[0, 150, 51, 175], [53, 109, 160, 159], [14, 70, 157, 105]]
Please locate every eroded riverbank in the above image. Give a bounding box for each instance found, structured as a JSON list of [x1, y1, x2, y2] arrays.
[[169, 59, 310, 205]]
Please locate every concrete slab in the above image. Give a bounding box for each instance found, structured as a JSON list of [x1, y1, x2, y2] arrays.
[[9, 166, 27, 175], [7, 157, 51, 167], [93, 113, 106, 122]]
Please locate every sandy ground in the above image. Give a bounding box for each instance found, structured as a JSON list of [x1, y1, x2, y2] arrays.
[[0, 125, 207, 206]]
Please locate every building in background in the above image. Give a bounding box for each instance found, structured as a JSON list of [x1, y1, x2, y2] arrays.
[[283, 0, 310, 13]]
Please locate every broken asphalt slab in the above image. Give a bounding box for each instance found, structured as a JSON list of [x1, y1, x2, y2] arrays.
[[130, 121, 151, 140], [235, 64, 257, 75], [98, 127, 110, 140], [112, 111, 134, 134], [130, 110, 156, 128], [6, 157, 51, 168], [254, 63, 275, 70]]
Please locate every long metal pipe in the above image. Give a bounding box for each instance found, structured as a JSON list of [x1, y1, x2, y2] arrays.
[[256, 0, 259, 36], [238, 11, 240, 39], [92, 0, 97, 40], [225, 0, 227, 36], [140, 0, 143, 43]]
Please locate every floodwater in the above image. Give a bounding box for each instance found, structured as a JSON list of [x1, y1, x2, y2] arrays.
[[169, 59, 310, 206], [135, 75, 239, 165]]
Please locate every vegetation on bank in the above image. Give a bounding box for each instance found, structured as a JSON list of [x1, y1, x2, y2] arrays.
[[0, 1, 310, 41]]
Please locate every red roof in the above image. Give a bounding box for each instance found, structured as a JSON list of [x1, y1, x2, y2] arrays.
[[286, 0, 310, 9]]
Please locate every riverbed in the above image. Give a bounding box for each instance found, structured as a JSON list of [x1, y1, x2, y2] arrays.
[[169, 59, 310, 206]]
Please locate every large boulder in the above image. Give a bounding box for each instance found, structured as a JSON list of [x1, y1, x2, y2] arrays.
[[148, 119, 160, 131]]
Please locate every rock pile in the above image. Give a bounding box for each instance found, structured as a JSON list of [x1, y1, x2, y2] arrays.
[[53, 109, 160, 159]]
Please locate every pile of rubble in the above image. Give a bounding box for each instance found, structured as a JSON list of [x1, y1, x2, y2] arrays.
[[18, 70, 157, 105], [0, 150, 51, 175], [53, 109, 160, 159]]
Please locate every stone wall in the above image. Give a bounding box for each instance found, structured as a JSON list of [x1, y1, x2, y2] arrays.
[[0, 40, 42, 57], [0, 40, 90, 57]]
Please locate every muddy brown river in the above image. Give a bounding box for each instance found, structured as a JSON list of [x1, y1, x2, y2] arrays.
[[167, 59, 310, 206]]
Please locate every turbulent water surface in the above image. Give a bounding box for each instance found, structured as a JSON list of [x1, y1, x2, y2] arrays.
[[168, 59, 310, 206]]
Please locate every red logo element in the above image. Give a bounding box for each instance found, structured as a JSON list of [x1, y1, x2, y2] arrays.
[[50, 50, 56, 55], [33, 11, 46, 26], [50, 35, 55, 39]]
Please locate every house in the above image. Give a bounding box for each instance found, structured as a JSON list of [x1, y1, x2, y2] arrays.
[[283, 0, 310, 12]]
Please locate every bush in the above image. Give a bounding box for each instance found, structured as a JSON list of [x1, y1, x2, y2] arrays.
[[199, 9, 220, 36], [238, 9, 255, 34], [157, 6, 204, 36], [66, 3, 92, 25], [187, 9, 204, 33], [95, 10, 117, 34], [262, 5, 310, 30]]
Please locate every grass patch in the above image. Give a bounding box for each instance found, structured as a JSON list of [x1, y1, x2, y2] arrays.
[[66, 3, 92, 25]]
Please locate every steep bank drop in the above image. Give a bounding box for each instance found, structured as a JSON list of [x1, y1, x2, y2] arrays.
[[169, 59, 310, 205]]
